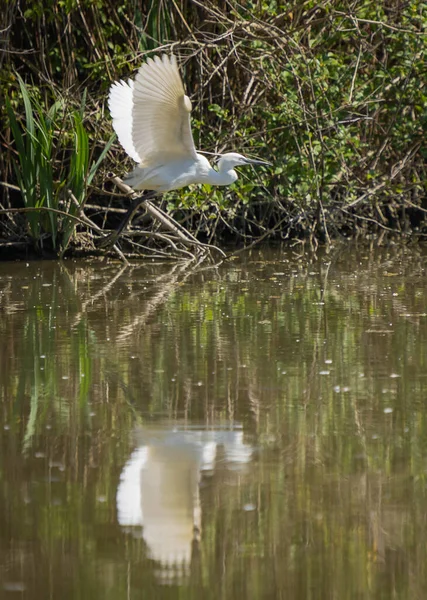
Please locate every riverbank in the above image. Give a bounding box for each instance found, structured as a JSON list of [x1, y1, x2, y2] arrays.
[[1, 1, 426, 260]]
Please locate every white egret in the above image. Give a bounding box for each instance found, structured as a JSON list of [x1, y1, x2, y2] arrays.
[[107, 53, 270, 236]]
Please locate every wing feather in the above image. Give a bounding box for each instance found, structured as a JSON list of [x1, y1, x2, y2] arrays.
[[108, 79, 141, 163], [132, 55, 197, 164], [109, 54, 197, 166]]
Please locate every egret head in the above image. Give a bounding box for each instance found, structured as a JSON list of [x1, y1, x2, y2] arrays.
[[217, 152, 271, 171]]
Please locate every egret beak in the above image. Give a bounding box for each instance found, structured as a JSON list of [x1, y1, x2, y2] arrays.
[[245, 158, 272, 166]]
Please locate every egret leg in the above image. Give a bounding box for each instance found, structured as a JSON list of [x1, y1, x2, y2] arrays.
[[98, 190, 157, 248]]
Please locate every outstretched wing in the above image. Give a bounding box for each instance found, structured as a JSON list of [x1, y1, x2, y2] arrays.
[[108, 54, 197, 165]]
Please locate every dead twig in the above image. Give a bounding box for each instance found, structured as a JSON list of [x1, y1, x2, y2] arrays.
[[103, 176, 226, 260]]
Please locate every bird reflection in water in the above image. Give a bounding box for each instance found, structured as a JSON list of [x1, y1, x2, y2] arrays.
[[116, 425, 253, 581]]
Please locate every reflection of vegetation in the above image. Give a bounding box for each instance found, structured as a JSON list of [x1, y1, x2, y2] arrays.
[[1, 246, 427, 597]]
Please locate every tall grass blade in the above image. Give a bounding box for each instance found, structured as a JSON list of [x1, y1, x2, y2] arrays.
[[8, 78, 41, 238], [61, 111, 89, 253], [87, 133, 115, 186], [34, 104, 57, 244]]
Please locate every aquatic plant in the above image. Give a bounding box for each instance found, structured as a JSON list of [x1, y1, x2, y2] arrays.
[[6, 77, 114, 253]]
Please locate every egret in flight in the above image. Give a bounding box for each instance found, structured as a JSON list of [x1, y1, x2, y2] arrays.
[[107, 54, 270, 235]]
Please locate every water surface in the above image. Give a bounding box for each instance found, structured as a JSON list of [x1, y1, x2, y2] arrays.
[[1, 244, 427, 598]]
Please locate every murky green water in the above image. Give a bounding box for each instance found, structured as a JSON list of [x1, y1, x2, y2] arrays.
[[1, 245, 427, 599]]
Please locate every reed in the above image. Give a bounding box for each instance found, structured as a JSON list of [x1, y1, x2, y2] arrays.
[[6, 78, 114, 253]]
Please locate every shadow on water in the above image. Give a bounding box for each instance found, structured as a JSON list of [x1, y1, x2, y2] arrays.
[[1, 243, 427, 598]]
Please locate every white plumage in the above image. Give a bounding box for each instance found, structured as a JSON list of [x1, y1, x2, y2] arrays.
[[108, 80, 140, 163], [108, 54, 269, 192]]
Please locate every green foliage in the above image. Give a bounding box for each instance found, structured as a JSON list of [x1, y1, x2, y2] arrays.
[[2, 0, 427, 250], [6, 78, 114, 251], [162, 0, 426, 238], [6, 76, 55, 241]]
